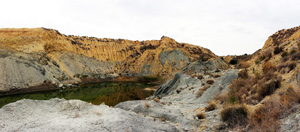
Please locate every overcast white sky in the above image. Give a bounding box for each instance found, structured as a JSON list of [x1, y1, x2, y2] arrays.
[[1, 0, 300, 55]]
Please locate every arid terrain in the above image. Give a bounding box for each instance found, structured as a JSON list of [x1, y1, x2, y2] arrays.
[[1, 26, 300, 131]]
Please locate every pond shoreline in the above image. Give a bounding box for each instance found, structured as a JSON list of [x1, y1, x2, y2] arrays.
[[0, 81, 157, 108], [0, 76, 161, 97]]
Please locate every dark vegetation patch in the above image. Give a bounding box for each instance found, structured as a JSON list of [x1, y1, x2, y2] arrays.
[[220, 105, 248, 128]]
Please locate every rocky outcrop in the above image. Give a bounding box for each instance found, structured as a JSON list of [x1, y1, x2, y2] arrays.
[[116, 69, 238, 131], [0, 28, 228, 92], [0, 98, 178, 132]]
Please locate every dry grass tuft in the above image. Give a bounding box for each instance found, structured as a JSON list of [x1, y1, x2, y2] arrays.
[[213, 74, 221, 78], [196, 85, 210, 98], [144, 102, 150, 108], [205, 101, 217, 112], [196, 112, 206, 119], [160, 117, 166, 122], [238, 69, 248, 79], [153, 98, 160, 103], [262, 62, 276, 75]]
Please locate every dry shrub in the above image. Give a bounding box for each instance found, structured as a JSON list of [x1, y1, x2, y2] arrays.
[[213, 74, 221, 78], [236, 61, 251, 69], [262, 62, 276, 75], [144, 102, 150, 108], [205, 101, 217, 112], [282, 56, 289, 63], [250, 97, 284, 131], [160, 117, 166, 122], [215, 68, 221, 72], [196, 112, 205, 119], [176, 89, 181, 94], [258, 79, 281, 98], [291, 51, 300, 61], [196, 85, 210, 98], [287, 61, 297, 72], [214, 92, 229, 104], [263, 49, 272, 60], [196, 75, 204, 80], [281, 87, 300, 106], [206, 79, 214, 85], [273, 46, 282, 54], [277, 64, 288, 73], [281, 51, 289, 58], [227, 78, 250, 103], [250, 87, 300, 131], [153, 97, 160, 103], [238, 69, 248, 79], [220, 105, 248, 128]]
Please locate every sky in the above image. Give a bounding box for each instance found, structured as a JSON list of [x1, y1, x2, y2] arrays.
[[1, 0, 300, 55]]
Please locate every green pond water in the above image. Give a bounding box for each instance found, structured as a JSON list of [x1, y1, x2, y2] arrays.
[[0, 82, 155, 108]]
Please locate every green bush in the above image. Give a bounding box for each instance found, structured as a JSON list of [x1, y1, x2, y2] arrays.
[[229, 59, 238, 65], [273, 46, 282, 54]]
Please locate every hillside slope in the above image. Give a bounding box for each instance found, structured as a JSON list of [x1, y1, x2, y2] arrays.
[[215, 26, 300, 131]]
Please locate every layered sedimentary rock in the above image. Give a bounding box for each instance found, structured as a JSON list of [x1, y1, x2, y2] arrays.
[[0, 28, 227, 91]]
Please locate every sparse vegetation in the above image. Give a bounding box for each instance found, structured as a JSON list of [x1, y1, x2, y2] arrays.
[[250, 97, 283, 131]]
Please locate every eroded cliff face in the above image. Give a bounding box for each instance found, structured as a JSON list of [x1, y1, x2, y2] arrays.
[[0, 28, 227, 91]]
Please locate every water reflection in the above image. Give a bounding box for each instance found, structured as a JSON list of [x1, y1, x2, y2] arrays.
[[0, 82, 155, 108]]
